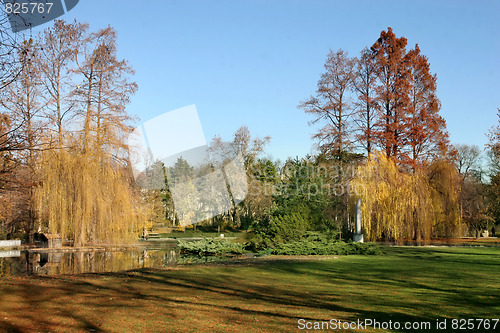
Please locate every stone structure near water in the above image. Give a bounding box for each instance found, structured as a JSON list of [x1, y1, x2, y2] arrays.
[[354, 199, 364, 243]]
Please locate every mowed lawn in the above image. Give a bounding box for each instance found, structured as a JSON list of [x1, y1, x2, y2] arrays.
[[0, 246, 499, 332]]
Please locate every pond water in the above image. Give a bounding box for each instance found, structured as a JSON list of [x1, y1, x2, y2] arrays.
[[0, 246, 228, 277], [2, 239, 497, 277]]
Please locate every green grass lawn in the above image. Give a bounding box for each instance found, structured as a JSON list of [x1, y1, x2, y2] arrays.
[[0, 246, 498, 332]]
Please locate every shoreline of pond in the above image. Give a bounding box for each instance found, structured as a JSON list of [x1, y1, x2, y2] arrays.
[[0, 237, 212, 253], [1, 236, 498, 254]]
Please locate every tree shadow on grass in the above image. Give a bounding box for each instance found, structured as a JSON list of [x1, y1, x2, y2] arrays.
[[0, 320, 23, 333], [1, 248, 498, 332], [126, 265, 476, 333]]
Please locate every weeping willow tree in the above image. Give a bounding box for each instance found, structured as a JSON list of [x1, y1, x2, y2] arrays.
[[32, 24, 145, 246], [35, 149, 143, 246], [426, 159, 463, 238], [350, 152, 461, 241]]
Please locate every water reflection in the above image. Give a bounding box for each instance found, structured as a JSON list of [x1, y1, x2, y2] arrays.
[[0, 250, 21, 258], [0, 247, 183, 277]]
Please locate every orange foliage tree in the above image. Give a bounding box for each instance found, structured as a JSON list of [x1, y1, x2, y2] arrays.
[[370, 28, 449, 169], [302, 28, 449, 170]]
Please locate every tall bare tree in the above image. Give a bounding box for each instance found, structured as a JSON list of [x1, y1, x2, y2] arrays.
[[38, 20, 87, 148], [452, 144, 482, 181], [486, 108, 500, 156], [74, 26, 137, 160], [0, 39, 46, 241], [300, 49, 355, 160], [0, 6, 22, 91], [353, 48, 378, 155]]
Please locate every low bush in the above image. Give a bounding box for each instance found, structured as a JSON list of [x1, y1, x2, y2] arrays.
[[248, 230, 380, 256], [246, 205, 336, 251], [178, 238, 246, 255]]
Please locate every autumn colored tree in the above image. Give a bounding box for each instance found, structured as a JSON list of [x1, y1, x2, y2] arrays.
[[302, 28, 449, 169], [0, 115, 12, 178], [300, 49, 355, 159], [369, 28, 411, 159], [0, 39, 47, 242], [36, 149, 144, 246], [33, 22, 144, 246], [351, 152, 461, 241], [486, 167, 500, 235], [1, 40, 45, 168], [404, 45, 448, 168], [370, 29, 450, 168], [295, 27, 457, 243], [0, 9, 23, 235]]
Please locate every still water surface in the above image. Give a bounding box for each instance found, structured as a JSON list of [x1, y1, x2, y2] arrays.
[[2, 239, 497, 277], [0, 247, 225, 277]]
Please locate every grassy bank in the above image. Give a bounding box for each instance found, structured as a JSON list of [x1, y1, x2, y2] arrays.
[[0, 246, 498, 332]]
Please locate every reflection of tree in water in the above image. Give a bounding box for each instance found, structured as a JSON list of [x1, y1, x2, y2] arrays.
[[1, 248, 239, 277], [0, 253, 29, 277], [0, 258, 13, 277], [20, 248, 180, 276]]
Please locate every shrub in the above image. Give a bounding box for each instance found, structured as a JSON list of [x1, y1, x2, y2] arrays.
[[246, 204, 317, 250], [178, 238, 246, 255], [268, 208, 311, 243]]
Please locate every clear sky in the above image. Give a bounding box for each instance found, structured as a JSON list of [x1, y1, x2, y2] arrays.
[[25, 0, 500, 161]]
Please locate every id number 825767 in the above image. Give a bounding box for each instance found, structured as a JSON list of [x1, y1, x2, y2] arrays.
[[5, 2, 54, 14]]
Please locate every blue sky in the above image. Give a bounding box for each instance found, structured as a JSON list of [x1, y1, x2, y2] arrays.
[[26, 0, 500, 161]]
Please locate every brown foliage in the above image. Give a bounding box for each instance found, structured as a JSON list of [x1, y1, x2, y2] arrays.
[[302, 28, 449, 169], [0, 20, 144, 245], [404, 45, 448, 168], [370, 27, 411, 159]]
